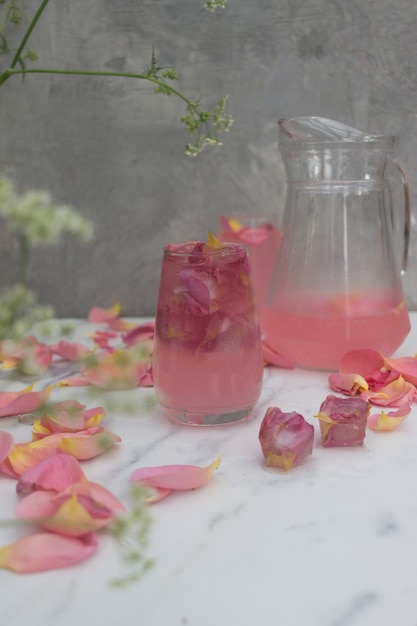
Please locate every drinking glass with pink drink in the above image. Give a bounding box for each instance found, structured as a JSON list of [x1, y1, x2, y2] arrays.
[[217, 216, 281, 320], [153, 237, 264, 426]]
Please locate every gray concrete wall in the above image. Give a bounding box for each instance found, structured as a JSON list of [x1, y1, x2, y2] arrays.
[[0, 0, 416, 317]]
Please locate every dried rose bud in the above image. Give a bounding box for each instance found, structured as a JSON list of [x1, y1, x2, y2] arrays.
[[259, 407, 314, 471], [315, 394, 370, 448]]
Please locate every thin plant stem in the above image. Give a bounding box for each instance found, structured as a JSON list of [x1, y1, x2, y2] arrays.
[[9, 0, 50, 69]]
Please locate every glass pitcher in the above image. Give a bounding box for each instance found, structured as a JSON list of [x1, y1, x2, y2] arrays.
[[261, 116, 411, 370]]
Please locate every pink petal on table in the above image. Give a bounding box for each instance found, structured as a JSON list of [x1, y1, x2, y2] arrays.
[[90, 329, 119, 350], [123, 321, 155, 347], [16, 482, 124, 536], [130, 456, 222, 492], [32, 401, 106, 438], [361, 376, 416, 407], [262, 341, 294, 369], [8, 439, 62, 475], [88, 302, 121, 323], [383, 356, 417, 386], [0, 431, 14, 463], [49, 340, 91, 361], [367, 368, 401, 391], [80, 345, 153, 390], [367, 402, 412, 431], [16, 454, 86, 495], [58, 428, 121, 460], [0, 336, 52, 375], [144, 487, 174, 504], [107, 317, 136, 332], [0, 385, 52, 418], [58, 377, 92, 388], [339, 349, 384, 378], [0, 532, 98, 573], [328, 372, 368, 396]]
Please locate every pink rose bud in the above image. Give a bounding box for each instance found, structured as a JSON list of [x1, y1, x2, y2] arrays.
[[315, 394, 370, 447], [259, 407, 314, 471]]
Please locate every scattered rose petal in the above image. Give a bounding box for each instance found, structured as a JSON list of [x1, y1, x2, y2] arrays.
[[58, 428, 121, 460], [88, 302, 121, 324], [0, 532, 98, 573], [90, 329, 119, 351], [16, 454, 86, 495], [15, 481, 125, 536], [0, 385, 52, 419], [129, 456, 222, 502], [339, 349, 384, 377], [0, 336, 52, 375], [360, 376, 415, 407], [6, 428, 121, 475], [0, 430, 14, 463], [123, 322, 155, 347], [32, 401, 106, 439], [383, 356, 417, 387], [367, 402, 412, 431], [315, 395, 369, 447], [258, 407, 314, 470], [80, 344, 153, 390], [49, 340, 91, 361], [328, 373, 368, 396]]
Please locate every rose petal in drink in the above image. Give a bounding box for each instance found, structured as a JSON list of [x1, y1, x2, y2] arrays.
[[315, 395, 369, 447]]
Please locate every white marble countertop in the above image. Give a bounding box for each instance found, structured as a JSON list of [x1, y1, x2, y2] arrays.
[[2, 315, 417, 626]]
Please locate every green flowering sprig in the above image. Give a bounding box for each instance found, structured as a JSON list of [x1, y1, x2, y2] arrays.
[[0, 175, 93, 339], [109, 484, 154, 588], [0, 0, 232, 156]]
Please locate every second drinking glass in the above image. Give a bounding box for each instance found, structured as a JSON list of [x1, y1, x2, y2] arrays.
[[153, 238, 264, 426]]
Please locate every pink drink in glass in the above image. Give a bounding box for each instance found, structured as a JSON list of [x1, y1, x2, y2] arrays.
[[217, 216, 281, 319], [153, 240, 264, 425], [261, 291, 410, 371]]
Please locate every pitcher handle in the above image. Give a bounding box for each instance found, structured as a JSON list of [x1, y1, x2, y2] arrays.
[[392, 161, 411, 275]]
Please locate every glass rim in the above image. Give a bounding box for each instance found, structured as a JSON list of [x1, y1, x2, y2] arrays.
[[163, 241, 249, 258]]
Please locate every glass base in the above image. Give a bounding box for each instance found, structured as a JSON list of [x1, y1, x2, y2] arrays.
[[165, 405, 255, 427]]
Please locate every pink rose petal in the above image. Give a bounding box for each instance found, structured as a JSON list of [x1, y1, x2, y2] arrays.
[[49, 340, 90, 361], [0, 430, 14, 463], [383, 356, 417, 387], [16, 454, 86, 495], [16, 481, 124, 536], [0, 385, 52, 419], [88, 303, 121, 323], [328, 373, 368, 396], [123, 322, 155, 347], [339, 349, 384, 377], [0, 532, 98, 573], [360, 376, 415, 407], [129, 457, 222, 496], [367, 402, 412, 431]]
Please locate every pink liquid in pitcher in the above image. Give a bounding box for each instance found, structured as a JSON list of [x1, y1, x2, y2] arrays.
[[218, 217, 281, 316], [261, 292, 410, 371], [153, 240, 263, 425]]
